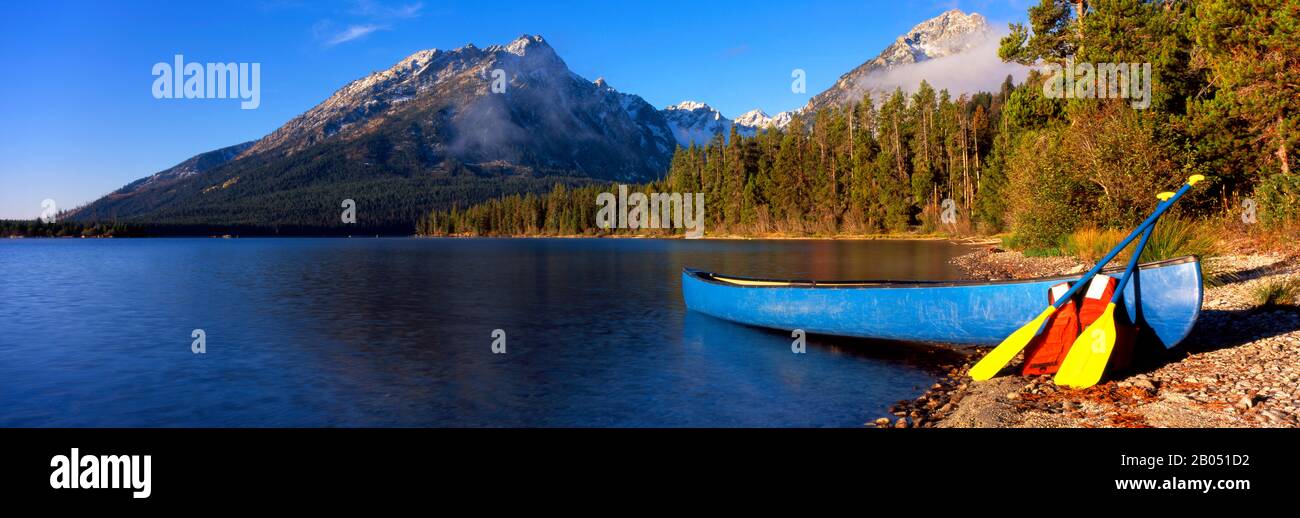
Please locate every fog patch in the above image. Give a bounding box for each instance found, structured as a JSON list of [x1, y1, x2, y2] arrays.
[[856, 30, 1030, 98]]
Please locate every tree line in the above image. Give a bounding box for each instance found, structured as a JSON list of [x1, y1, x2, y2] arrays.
[[420, 81, 1009, 237], [421, 0, 1297, 248]]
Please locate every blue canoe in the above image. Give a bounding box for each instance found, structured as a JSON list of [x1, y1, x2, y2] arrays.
[[682, 256, 1203, 348]]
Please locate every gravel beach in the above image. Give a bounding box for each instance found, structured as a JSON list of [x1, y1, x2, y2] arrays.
[[877, 248, 1300, 429]]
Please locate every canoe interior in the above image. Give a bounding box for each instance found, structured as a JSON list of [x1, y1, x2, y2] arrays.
[[681, 256, 1203, 348]]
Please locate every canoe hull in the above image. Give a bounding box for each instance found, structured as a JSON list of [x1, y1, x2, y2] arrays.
[[681, 257, 1202, 348]]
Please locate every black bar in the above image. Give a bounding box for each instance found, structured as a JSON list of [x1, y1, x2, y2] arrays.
[[2, 428, 1293, 505]]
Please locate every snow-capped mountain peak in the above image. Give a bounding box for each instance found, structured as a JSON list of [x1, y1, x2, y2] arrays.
[[500, 34, 550, 57], [733, 109, 772, 128], [215, 32, 681, 182], [767, 111, 795, 129], [875, 9, 991, 66], [665, 100, 718, 114], [661, 101, 737, 147], [805, 9, 1006, 112], [658, 102, 793, 147]]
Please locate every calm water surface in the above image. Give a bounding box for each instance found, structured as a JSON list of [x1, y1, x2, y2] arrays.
[[0, 238, 976, 427]]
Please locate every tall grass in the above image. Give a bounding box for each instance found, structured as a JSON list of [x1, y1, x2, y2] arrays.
[[1138, 216, 1218, 263], [1061, 225, 1127, 263], [1058, 217, 1218, 265], [1252, 277, 1300, 307]]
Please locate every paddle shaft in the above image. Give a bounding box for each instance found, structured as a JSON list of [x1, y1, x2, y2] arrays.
[[1050, 180, 1195, 309], [1111, 223, 1155, 304]]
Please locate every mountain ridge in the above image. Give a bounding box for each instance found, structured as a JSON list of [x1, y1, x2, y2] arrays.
[[70, 34, 678, 227], [70, 10, 1004, 230]]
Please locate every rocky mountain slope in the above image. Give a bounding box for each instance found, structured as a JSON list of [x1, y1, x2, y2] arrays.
[[71, 35, 676, 228]]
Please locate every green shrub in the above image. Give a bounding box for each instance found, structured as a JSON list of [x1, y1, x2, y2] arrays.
[[1255, 172, 1300, 227], [1002, 104, 1182, 249], [1004, 129, 1090, 248], [1000, 233, 1023, 250]]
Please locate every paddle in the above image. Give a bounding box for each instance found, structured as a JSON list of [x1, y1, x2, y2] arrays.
[[1054, 192, 1172, 388], [1052, 231, 1151, 387], [968, 175, 1203, 381]]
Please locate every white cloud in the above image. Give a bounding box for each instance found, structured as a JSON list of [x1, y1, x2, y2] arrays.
[[325, 24, 387, 46], [316, 1, 421, 47]]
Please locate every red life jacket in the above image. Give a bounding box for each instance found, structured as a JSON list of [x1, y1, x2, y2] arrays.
[[1020, 282, 1079, 375], [1078, 274, 1116, 326]]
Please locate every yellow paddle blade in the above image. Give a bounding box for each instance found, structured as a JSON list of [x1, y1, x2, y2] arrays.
[[1187, 174, 1205, 185], [969, 306, 1056, 381], [1055, 303, 1118, 388], [1156, 192, 1174, 201]]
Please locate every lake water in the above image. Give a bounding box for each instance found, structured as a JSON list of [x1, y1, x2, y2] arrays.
[[0, 238, 977, 427]]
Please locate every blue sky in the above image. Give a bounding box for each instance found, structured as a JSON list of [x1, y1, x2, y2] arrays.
[[0, 0, 1030, 219]]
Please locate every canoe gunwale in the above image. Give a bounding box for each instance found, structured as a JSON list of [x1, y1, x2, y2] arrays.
[[684, 256, 1200, 290]]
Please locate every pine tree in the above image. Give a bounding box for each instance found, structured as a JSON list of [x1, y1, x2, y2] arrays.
[[1195, 0, 1297, 177], [910, 81, 938, 208], [999, 0, 1079, 66]]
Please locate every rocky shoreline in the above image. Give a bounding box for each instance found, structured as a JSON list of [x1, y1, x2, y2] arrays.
[[874, 248, 1300, 428]]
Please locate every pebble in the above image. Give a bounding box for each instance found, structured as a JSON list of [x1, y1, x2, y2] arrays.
[[1132, 379, 1157, 393]]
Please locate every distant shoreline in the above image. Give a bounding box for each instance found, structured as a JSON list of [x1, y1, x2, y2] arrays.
[[423, 233, 994, 242], [4, 227, 1000, 245]]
